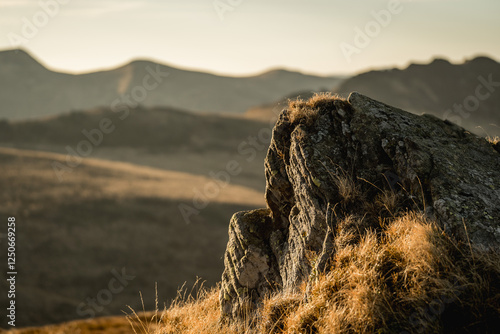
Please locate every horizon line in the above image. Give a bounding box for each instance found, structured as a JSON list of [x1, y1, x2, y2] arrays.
[[1, 47, 498, 79]]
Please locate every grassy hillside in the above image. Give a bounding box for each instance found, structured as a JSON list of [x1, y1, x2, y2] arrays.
[[135, 214, 499, 334], [0, 107, 265, 150], [0, 148, 264, 328], [17, 212, 499, 333], [5, 314, 140, 334], [0, 107, 272, 192]]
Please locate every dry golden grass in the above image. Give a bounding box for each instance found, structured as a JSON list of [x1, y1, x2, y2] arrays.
[[0, 147, 264, 207], [487, 136, 499, 145], [146, 212, 500, 334], [320, 161, 362, 206], [333, 173, 360, 205], [288, 92, 344, 126], [16, 212, 497, 333], [126, 282, 250, 334], [374, 189, 399, 216], [5, 315, 141, 333]]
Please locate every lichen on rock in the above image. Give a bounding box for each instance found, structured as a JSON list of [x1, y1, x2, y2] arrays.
[[219, 92, 500, 319]]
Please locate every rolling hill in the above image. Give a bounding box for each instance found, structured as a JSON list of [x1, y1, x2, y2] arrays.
[[0, 106, 272, 192], [0, 147, 264, 328], [0, 49, 344, 120]]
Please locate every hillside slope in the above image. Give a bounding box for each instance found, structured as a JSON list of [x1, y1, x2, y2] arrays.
[[0, 147, 264, 328], [5, 314, 140, 334], [0, 106, 272, 192], [0, 49, 343, 120], [141, 93, 499, 334], [0, 106, 267, 151], [4, 94, 500, 333]]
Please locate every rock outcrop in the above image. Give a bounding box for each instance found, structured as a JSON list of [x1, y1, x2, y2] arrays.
[[220, 92, 500, 318]]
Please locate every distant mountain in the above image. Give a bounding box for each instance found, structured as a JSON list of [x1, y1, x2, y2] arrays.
[[246, 57, 500, 136], [0, 49, 344, 120], [335, 56, 500, 136]]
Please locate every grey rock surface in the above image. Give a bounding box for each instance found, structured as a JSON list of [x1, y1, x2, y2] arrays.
[[220, 92, 500, 318]]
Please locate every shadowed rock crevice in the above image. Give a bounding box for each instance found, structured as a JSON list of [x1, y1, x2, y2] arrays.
[[220, 92, 500, 319]]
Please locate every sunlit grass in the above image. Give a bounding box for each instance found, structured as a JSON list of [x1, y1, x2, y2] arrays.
[[144, 212, 500, 334]]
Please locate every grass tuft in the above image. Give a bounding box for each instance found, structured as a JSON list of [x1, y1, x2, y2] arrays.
[[288, 92, 344, 126], [144, 212, 500, 333], [487, 136, 499, 145]]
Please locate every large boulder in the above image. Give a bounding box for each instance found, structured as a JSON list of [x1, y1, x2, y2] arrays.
[[220, 92, 500, 318]]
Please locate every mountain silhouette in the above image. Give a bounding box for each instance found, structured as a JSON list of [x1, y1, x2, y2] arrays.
[[335, 56, 500, 136], [0, 49, 343, 120]]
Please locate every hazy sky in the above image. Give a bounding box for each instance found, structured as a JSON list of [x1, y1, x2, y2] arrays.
[[1, 0, 499, 76]]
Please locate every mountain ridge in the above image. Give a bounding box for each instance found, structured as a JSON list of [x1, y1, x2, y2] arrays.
[[0, 48, 344, 120], [335, 55, 500, 136], [245, 55, 500, 136]]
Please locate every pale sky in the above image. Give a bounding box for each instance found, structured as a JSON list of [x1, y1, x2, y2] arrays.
[[0, 0, 499, 76]]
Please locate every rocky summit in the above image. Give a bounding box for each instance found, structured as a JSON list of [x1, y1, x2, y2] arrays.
[[219, 92, 500, 319]]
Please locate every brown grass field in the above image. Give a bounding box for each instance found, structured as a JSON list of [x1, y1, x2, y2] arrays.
[[0, 147, 264, 329], [10, 212, 499, 333]]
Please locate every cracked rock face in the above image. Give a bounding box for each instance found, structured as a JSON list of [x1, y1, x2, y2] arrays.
[[220, 92, 500, 318], [220, 209, 281, 318]]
